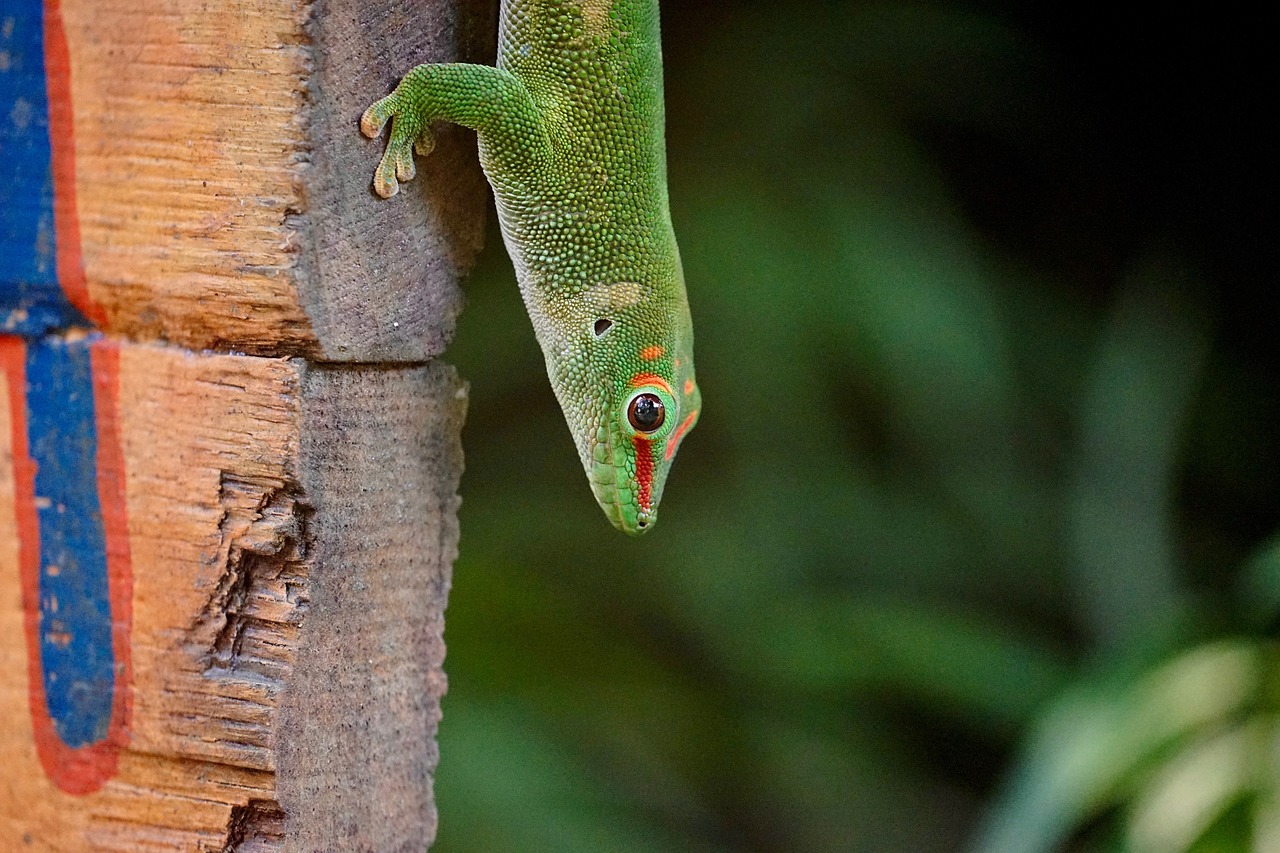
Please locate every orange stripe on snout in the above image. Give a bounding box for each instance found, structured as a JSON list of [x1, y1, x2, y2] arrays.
[[664, 410, 699, 460], [640, 345, 664, 361]]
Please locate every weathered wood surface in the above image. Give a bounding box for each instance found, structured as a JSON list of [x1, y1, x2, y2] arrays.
[[48, 0, 491, 359], [2, 0, 483, 848], [0, 341, 465, 850]]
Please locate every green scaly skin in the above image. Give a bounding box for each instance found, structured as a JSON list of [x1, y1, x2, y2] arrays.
[[362, 0, 700, 535]]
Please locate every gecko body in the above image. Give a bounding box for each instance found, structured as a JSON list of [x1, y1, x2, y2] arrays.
[[362, 0, 699, 535]]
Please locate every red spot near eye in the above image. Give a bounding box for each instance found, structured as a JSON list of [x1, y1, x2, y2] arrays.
[[629, 372, 672, 395], [665, 410, 699, 460], [633, 436, 654, 511], [640, 345, 664, 361], [684, 379, 695, 395]]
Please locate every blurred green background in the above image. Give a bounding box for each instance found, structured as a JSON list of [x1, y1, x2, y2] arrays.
[[432, 3, 1277, 851]]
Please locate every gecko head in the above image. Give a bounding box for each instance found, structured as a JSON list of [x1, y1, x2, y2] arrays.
[[544, 286, 701, 536], [593, 354, 701, 536]]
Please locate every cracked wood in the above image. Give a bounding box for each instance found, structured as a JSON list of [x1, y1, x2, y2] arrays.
[[0, 341, 466, 851]]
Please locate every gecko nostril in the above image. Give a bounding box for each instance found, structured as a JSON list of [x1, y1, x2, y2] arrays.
[[593, 318, 613, 337]]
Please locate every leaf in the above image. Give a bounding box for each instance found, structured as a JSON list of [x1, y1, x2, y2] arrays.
[[969, 641, 1261, 853]]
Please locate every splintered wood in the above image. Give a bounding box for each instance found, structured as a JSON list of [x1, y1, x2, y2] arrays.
[[0, 0, 487, 849], [1, 349, 466, 848]]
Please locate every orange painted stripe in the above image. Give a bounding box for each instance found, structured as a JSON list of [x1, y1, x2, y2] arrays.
[[44, 0, 104, 327], [88, 340, 135, 790], [0, 337, 134, 795]]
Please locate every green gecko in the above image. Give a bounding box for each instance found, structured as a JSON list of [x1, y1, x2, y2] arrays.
[[362, 0, 699, 536]]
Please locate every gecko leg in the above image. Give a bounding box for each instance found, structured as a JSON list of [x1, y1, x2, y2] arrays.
[[361, 63, 547, 198]]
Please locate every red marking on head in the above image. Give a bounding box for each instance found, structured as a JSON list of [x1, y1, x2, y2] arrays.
[[629, 372, 672, 395], [684, 379, 695, 396], [640, 345, 664, 361], [665, 410, 700, 461], [633, 436, 654, 512]]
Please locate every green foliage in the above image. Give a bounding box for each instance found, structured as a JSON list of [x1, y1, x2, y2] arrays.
[[973, 640, 1280, 853], [430, 3, 1274, 850]]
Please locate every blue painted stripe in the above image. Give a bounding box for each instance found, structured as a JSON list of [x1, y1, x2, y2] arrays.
[[0, 1, 87, 333], [23, 335, 116, 748]]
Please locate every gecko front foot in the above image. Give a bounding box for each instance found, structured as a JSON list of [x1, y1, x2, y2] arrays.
[[361, 67, 440, 198]]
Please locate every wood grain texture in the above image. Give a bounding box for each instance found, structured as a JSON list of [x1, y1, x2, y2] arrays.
[[60, 0, 492, 360], [279, 363, 465, 850], [0, 340, 465, 850], [3, 1, 478, 845], [302, 0, 496, 361]]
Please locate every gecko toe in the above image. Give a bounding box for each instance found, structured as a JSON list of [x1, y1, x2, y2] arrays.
[[373, 153, 401, 198], [395, 149, 416, 182], [360, 101, 392, 139]]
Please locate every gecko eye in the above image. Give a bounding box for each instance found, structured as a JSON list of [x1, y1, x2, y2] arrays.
[[627, 393, 665, 433], [593, 318, 614, 337]]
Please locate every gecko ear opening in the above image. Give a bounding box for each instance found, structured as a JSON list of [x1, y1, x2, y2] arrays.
[[593, 318, 614, 337]]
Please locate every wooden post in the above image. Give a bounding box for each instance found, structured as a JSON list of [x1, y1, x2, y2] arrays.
[[1, 0, 489, 848]]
